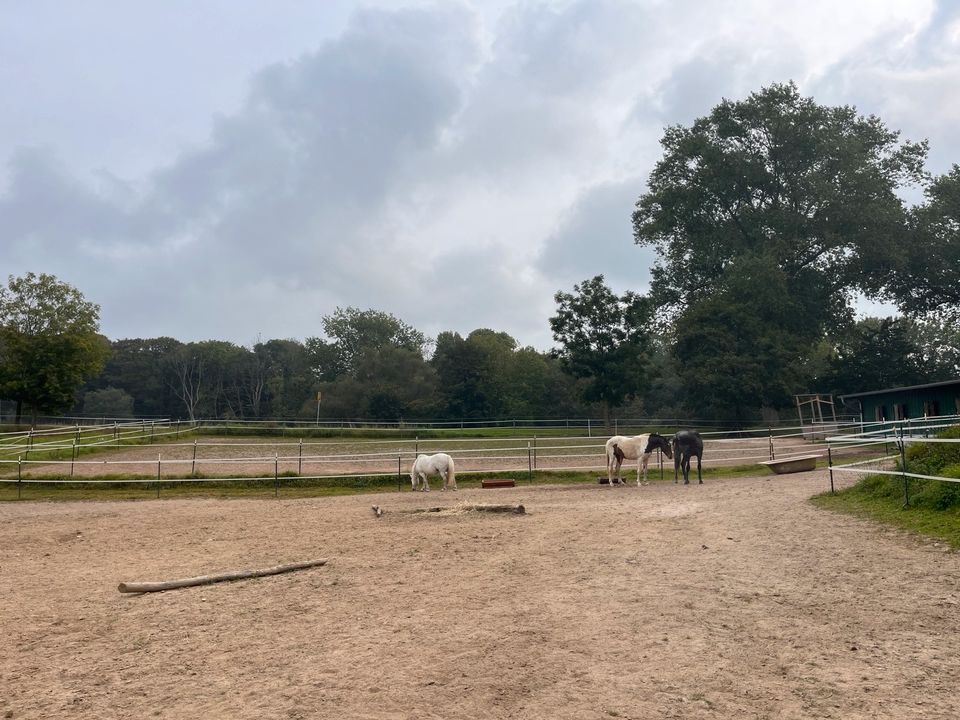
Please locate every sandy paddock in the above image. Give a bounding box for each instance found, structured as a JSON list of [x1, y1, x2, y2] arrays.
[[2, 470, 958, 719]]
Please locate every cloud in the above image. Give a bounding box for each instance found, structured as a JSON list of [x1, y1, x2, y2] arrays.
[[1, 0, 956, 350]]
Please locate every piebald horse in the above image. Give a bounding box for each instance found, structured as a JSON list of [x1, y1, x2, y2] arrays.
[[410, 453, 457, 492], [605, 434, 673, 486]]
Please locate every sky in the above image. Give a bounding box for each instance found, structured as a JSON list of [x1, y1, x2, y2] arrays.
[[2, 0, 959, 350]]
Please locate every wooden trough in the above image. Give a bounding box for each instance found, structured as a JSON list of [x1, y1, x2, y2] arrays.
[[481, 478, 516, 489], [758, 454, 821, 474]]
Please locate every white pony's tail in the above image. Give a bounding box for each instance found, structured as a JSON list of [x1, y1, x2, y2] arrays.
[[447, 456, 457, 489]]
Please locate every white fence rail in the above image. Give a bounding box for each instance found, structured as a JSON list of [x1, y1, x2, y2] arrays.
[[825, 417, 960, 497]]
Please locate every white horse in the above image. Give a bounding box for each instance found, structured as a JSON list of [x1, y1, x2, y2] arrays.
[[410, 453, 457, 492], [605, 434, 672, 486]]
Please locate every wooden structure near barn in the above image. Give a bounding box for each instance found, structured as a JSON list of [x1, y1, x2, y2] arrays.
[[794, 393, 839, 440]]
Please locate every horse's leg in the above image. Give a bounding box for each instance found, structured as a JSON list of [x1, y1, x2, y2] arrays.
[[697, 453, 703, 484], [683, 453, 691, 484], [638, 455, 648, 486], [674, 454, 680, 483]]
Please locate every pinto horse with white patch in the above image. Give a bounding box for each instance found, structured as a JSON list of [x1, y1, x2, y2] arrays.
[[410, 453, 457, 492], [605, 434, 673, 486]]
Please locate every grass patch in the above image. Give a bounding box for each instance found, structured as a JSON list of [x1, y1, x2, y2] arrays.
[[812, 424, 960, 548]]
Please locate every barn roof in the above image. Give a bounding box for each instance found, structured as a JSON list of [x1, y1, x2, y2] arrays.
[[841, 378, 960, 400]]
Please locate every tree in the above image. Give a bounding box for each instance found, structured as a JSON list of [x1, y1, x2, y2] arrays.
[[631, 82, 928, 418], [86, 337, 184, 417], [307, 307, 429, 379], [671, 256, 814, 422], [0, 273, 108, 423], [887, 165, 960, 320], [253, 339, 314, 418], [549, 275, 653, 425], [633, 82, 926, 321], [816, 317, 929, 396], [82, 387, 135, 418]]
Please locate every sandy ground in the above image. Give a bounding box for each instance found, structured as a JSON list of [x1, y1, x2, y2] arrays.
[[2, 470, 958, 719]]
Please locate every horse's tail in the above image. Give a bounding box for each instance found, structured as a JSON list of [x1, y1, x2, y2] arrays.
[[447, 456, 456, 488]]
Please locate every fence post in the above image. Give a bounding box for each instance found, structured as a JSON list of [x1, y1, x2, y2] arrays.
[[17, 455, 22, 500], [192, 440, 198, 476], [71, 440, 76, 477], [768, 428, 775, 461], [176, 419, 181, 440], [415, 436, 419, 455], [898, 425, 909, 508], [398, 453, 402, 492], [587, 419, 591, 437], [298, 439, 303, 476], [114, 422, 119, 447], [533, 435, 537, 470], [827, 446, 834, 494], [274, 453, 279, 497], [157, 453, 162, 498], [527, 442, 532, 480]]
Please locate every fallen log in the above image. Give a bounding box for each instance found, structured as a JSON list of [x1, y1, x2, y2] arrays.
[[117, 558, 328, 593], [398, 504, 525, 515]]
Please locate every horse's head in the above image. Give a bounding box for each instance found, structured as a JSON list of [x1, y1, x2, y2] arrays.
[[644, 432, 673, 459]]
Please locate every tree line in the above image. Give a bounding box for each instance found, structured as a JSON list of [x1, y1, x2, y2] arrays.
[[2, 83, 958, 426]]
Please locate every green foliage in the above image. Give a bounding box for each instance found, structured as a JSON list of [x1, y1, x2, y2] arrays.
[[550, 275, 653, 419], [905, 425, 960, 476], [0, 272, 108, 421], [86, 337, 184, 417], [887, 165, 960, 320], [816, 317, 931, 396], [632, 82, 929, 418], [82, 387, 135, 417], [307, 306, 429, 379], [815, 426, 960, 547]]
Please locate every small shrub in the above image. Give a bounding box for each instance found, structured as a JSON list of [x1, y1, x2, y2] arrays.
[[905, 425, 960, 475]]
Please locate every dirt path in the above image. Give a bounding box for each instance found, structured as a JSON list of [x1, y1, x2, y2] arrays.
[[2, 471, 958, 719]]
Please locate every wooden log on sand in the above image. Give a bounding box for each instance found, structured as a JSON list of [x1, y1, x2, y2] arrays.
[[117, 559, 328, 593], [373, 504, 525, 517]]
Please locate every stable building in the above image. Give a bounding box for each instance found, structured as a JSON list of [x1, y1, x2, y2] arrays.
[[841, 379, 960, 422]]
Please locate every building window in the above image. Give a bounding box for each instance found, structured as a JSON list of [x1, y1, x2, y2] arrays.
[[876, 405, 886, 422], [923, 400, 940, 417]]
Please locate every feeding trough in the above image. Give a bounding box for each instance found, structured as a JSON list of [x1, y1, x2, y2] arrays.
[[481, 478, 516, 488], [758, 454, 821, 474]]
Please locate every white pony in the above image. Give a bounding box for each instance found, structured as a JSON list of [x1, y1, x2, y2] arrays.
[[410, 453, 457, 492], [605, 434, 672, 486]]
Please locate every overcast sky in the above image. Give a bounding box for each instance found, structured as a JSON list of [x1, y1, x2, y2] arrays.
[[2, 0, 958, 350]]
